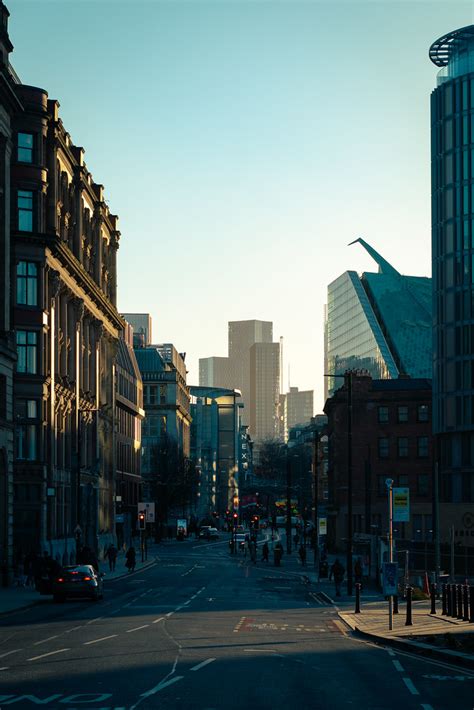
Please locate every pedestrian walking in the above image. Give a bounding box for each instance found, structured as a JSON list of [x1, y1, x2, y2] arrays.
[[261, 541, 269, 563], [298, 544, 306, 567], [329, 558, 345, 597], [125, 546, 136, 573], [274, 541, 283, 567], [105, 544, 118, 572]]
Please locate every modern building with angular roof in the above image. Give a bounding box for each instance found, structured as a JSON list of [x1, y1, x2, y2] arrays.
[[324, 239, 432, 400]]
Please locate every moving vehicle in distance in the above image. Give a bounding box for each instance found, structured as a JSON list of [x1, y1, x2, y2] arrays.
[[199, 526, 219, 540], [52, 565, 104, 602]]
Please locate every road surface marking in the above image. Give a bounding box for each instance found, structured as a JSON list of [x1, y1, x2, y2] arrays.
[[127, 625, 149, 633], [166, 611, 174, 617], [152, 617, 164, 624], [393, 660, 404, 672], [175, 606, 183, 611], [183, 600, 190, 606], [141, 675, 184, 697], [84, 635, 118, 645], [0, 666, 9, 670], [66, 625, 84, 632], [190, 658, 216, 671], [86, 616, 103, 624], [110, 607, 123, 614], [387, 649, 396, 656], [0, 649, 22, 659], [28, 648, 70, 661], [34, 635, 59, 645], [402, 678, 420, 695], [421, 705, 434, 710]]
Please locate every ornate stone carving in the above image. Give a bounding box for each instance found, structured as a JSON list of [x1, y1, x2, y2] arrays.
[[72, 298, 85, 328], [50, 270, 61, 300]]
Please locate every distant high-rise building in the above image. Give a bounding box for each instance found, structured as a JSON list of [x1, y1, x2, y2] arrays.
[[199, 356, 234, 390], [325, 238, 432, 401], [228, 320, 273, 427], [122, 313, 152, 348], [286, 387, 314, 429], [429, 25, 474, 548], [250, 342, 280, 441]]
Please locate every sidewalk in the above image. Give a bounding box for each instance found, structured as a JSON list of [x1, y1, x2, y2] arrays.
[[0, 546, 158, 616], [260, 538, 474, 668]]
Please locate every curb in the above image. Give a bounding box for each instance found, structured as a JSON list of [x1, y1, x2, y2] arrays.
[[338, 612, 474, 670], [0, 598, 42, 618], [105, 558, 157, 582]]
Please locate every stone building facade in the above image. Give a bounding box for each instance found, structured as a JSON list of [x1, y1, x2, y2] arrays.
[[0, 2, 21, 582], [9, 80, 123, 561]]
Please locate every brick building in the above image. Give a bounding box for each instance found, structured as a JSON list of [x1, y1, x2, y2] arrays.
[[324, 373, 433, 554]]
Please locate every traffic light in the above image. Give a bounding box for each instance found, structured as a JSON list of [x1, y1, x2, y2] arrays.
[[138, 511, 146, 530], [233, 512, 238, 526]]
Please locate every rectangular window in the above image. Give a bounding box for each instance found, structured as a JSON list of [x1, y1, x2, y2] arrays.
[[16, 261, 38, 306], [17, 132, 33, 163], [377, 406, 388, 423], [378, 438, 389, 458], [397, 437, 409, 458], [417, 405, 429, 422], [18, 190, 33, 232], [397, 406, 408, 422], [15, 399, 38, 461], [417, 436, 429, 457], [16, 330, 37, 374]]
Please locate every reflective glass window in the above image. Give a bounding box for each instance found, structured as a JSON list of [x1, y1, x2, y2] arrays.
[[462, 81, 469, 110], [417, 437, 429, 457], [417, 474, 429, 496], [397, 406, 408, 422], [378, 406, 388, 423], [463, 115, 469, 145], [378, 438, 389, 458], [18, 190, 33, 232], [17, 133, 33, 163], [16, 261, 38, 306], [16, 330, 37, 374], [444, 118, 453, 150]]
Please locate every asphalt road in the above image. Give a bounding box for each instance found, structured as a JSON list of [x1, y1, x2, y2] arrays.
[[1, 536, 473, 709]]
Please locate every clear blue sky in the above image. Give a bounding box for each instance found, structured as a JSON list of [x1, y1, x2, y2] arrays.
[[8, 0, 474, 411]]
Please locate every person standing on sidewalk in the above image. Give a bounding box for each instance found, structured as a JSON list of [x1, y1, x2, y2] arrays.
[[329, 558, 345, 597], [125, 546, 136, 573], [105, 544, 118, 572], [298, 544, 306, 567], [261, 541, 269, 562]]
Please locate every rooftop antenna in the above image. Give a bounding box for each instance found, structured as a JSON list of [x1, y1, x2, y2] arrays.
[[288, 363, 291, 392]]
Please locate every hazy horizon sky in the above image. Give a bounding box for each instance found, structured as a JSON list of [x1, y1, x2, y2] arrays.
[[7, 0, 474, 412]]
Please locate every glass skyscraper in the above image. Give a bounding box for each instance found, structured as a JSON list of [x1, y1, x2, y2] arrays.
[[325, 239, 431, 400], [430, 26, 474, 518]]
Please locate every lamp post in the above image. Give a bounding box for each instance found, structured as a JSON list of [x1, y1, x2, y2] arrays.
[[386, 477, 394, 631], [286, 450, 292, 555]]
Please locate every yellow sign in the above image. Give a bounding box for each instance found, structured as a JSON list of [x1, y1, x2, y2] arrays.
[[393, 487, 410, 522]]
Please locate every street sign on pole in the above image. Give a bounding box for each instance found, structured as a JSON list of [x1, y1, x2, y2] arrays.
[[393, 487, 410, 522]]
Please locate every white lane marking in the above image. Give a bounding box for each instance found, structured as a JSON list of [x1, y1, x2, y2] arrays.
[[393, 660, 404, 672], [387, 649, 395, 656], [0, 666, 9, 670], [190, 658, 216, 672], [166, 611, 174, 617], [175, 606, 183, 611], [110, 607, 123, 614], [141, 675, 184, 697], [126, 624, 149, 633], [421, 705, 434, 710], [34, 635, 59, 646], [0, 649, 22, 659], [244, 649, 278, 653], [28, 648, 70, 661], [86, 616, 103, 625], [152, 617, 164, 624], [66, 626, 83, 633], [83, 634, 118, 645], [183, 601, 190, 606], [402, 678, 420, 695]]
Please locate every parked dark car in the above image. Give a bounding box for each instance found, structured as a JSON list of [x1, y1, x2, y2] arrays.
[[52, 565, 104, 602]]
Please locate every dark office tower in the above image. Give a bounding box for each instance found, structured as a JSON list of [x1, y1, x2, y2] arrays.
[[430, 26, 474, 545]]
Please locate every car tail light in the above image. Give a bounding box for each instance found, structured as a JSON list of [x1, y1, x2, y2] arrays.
[[56, 578, 64, 583], [83, 576, 92, 581]]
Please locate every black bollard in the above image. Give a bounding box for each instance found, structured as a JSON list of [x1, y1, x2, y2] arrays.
[[469, 586, 474, 624], [430, 583, 436, 615], [393, 594, 398, 615], [457, 585, 464, 619], [405, 586, 413, 626], [355, 582, 361, 614], [442, 584, 447, 615], [452, 583, 457, 618], [463, 585, 469, 621], [447, 583, 452, 616]]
